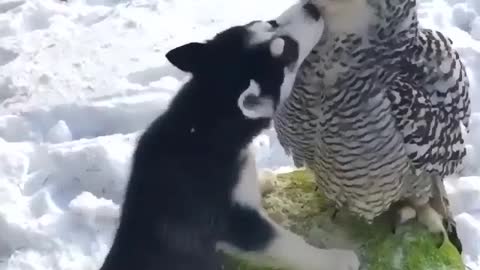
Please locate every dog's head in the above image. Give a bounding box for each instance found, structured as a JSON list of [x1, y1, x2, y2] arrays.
[[166, 2, 324, 119]]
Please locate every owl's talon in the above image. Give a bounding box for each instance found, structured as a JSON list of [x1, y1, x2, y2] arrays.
[[434, 231, 446, 249], [331, 208, 339, 221], [391, 221, 397, 234], [445, 218, 463, 253], [414, 204, 463, 253]]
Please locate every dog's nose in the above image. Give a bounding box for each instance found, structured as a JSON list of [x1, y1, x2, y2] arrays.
[[302, 2, 321, 21], [267, 20, 280, 28]]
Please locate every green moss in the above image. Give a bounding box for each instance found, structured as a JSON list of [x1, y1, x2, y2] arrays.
[[222, 169, 465, 270]]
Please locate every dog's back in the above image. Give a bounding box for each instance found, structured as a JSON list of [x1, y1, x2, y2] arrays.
[[100, 80, 246, 270]]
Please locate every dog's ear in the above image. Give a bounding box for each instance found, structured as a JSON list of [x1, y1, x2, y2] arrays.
[[166, 42, 206, 73], [238, 80, 275, 119]]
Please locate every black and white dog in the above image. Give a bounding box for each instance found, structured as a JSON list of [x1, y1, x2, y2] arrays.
[[99, 2, 359, 270]]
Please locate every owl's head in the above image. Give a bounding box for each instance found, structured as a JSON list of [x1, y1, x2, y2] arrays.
[[302, 0, 418, 41]]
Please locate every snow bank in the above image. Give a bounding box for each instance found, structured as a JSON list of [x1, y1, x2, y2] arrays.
[[0, 134, 135, 270]]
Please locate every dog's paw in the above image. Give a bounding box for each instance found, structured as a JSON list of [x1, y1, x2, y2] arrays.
[[321, 249, 360, 270]]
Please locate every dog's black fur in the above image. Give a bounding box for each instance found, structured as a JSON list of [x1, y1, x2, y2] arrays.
[[99, 23, 300, 270]]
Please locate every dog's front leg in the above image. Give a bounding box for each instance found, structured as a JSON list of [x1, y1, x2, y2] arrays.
[[217, 204, 360, 270]]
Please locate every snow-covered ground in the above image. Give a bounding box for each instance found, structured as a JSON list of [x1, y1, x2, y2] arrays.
[[0, 0, 479, 269]]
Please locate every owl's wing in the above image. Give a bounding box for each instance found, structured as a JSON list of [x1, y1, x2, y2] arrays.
[[387, 72, 468, 177], [415, 29, 471, 130]]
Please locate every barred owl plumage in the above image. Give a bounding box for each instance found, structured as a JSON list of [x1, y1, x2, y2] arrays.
[[274, 0, 470, 252]]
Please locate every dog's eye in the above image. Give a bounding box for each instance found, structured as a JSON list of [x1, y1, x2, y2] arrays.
[[267, 20, 279, 28]]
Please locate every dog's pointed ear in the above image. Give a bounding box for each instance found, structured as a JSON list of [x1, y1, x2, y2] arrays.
[[238, 80, 275, 119], [166, 42, 206, 73]]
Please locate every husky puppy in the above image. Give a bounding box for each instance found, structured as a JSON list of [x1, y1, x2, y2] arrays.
[[99, 2, 360, 270]]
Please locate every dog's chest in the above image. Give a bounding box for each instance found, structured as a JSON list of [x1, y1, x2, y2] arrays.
[[230, 148, 262, 209]]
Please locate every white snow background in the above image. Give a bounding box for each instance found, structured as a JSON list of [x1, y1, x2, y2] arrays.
[[0, 0, 479, 269]]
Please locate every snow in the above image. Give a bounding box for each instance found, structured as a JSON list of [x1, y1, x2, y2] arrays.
[[0, 0, 479, 269]]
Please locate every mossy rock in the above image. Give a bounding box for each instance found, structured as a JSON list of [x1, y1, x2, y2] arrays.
[[221, 169, 465, 270]]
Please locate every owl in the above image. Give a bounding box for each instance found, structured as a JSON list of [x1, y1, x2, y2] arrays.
[[274, 0, 470, 253]]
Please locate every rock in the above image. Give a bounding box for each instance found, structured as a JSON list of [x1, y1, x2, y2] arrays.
[[221, 170, 465, 270]]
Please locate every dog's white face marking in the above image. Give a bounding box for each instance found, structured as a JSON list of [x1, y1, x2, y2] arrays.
[[237, 80, 274, 119], [247, 21, 275, 47], [240, 2, 326, 117], [269, 37, 285, 57]]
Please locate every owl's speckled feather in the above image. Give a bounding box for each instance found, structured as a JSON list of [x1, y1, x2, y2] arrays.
[[274, 0, 471, 232]]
